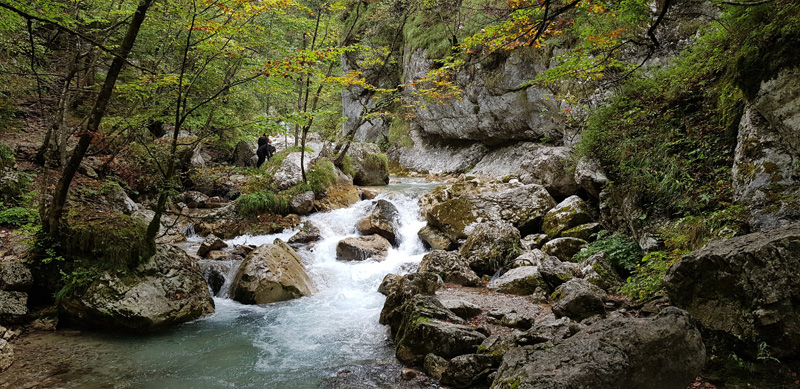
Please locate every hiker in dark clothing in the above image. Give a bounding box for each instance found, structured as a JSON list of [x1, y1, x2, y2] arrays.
[[256, 134, 273, 168]]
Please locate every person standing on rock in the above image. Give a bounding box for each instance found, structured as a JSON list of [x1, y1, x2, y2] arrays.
[[256, 134, 273, 168]]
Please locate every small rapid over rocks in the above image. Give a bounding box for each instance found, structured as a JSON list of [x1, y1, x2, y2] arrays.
[[5, 178, 439, 388]]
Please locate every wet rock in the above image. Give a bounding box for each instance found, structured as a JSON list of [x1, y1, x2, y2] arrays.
[[0, 291, 27, 324], [201, 263, 227, 296], [541, 237, 587, 262], [424, 353, 449, 380], [336, 235, 391, 262], [439, 298, 482, 320], [426, 184, 555, 241], [542, 195, 593, 238], [316, 168, 361, 211], [58, 245, 214, 331], [551, 279, 606, 321], [0, 262, 32, 291], [289, 191, 315, 216], [288, 222, 322, 245], [360, 188, 383, 200], [197, 234, 228, 258], [665, 222, 800, 358], [231, 244, 254, 257], [357, 200, 400, 245], [400, 367, 419, 381], [231, 140, 255, 167], [440, 354, 495, 388], [493, 307, 705, 389], [418, 250, 479, 286], [459, 221, 521, 276], [573, 157, 608, 198], [417, 225, 455, 251], [206, 250, 230, 261], [392, 296, 487, 364], [580, 252, 623, 292], [520, 234, 548, 251], [231, 239, 317, 305], [379, 272, 443, 326], [560, 222, 602, 241]]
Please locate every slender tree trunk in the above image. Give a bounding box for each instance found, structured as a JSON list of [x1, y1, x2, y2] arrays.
[[45, 0, 153, 238]]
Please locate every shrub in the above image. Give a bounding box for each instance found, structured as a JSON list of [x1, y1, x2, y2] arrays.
[[0, 205, 38, 227], [236, 190, 290, 216], [572, 231, 642, 277], [619, 250, 681, 302]]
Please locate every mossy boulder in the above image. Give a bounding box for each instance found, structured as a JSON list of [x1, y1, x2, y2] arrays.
[[379, 271, 443, 327], [665, 222, 800, 358], [579, 252, 623, 292], [58, 245, 215, 331], [542, 237, 588, 263], [419, 250, 480, 286], [542, 195, 593, 238], [561, 222, 602, 241], [351, 150, 389, 186], [426, 184, 556, 241], [459, 221, 521, 276], [392, 295, 488, 364], [231, 239, 317, 305]]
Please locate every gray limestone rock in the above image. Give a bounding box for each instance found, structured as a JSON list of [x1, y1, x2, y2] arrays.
[[0, 262, 32, 292], [419, 250, 480, 286], [289, 191, 315, 215], [357, 200, 400, 245], [541, 237, 588, 262], [551, 279, 606, 321], [336, 235, 391, 262], [542, 195, 593, 238], [231, 239, 317, 305], [493, 307, 705, 389], [459, 221, 521, 276]]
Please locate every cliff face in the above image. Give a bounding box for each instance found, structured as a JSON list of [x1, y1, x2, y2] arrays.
[[403, 47, 564, 145]]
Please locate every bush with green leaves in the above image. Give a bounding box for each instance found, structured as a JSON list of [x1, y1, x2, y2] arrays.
[[619, 250, 681, 302], [0, 204, 38, 227], [572, 231, 642, 277]]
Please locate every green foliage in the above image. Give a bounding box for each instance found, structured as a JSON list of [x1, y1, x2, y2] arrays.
[[619, 250, 680, 302], [54, 267, 99, 302], [0, 205, 38, 227], [338, 154, 356, 178], [659, 205, 749, 252], [572, 231, 641, 276], [236, 190, 291, 217], [304, 159, 338, 195]]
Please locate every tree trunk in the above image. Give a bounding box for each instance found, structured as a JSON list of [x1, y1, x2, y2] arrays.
[[44, 0, 153, 238]]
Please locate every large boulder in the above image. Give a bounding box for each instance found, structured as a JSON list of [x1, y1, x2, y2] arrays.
[[379, 272, 443, 326], [196, 234, 227, 258], [289, 191, 315, 215], [518, 146, 579, 199], [537, 256, 578, 290], [541, 237, 587, 262], [492, 307, 705, 389], [231, 239, 317, 305], [438, 354, 496, 388], [357, 200, 400, 245], [541, 195, 593, 238], [417, 225, 456, 251], [419, 250, 480, 286], [551, 278, 606, 322], [426, 184, 556, 241], [231, 140, 255, 167], [0, 291, 27, 324], [316, 167, 361, 211], [486, 267, 547, 295], [270, 152, 314, 190], [459, 221, 521, 276], [58, 245, 214, 331], [0, 261, 33, 291], [392, 295, 488, 364], [336, 235, 391, 262], [665, 223, 800, 358], [350, 148, 389, 186]]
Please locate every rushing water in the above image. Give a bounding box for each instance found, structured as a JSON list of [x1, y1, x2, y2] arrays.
[[58, 178, 441, 388]]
